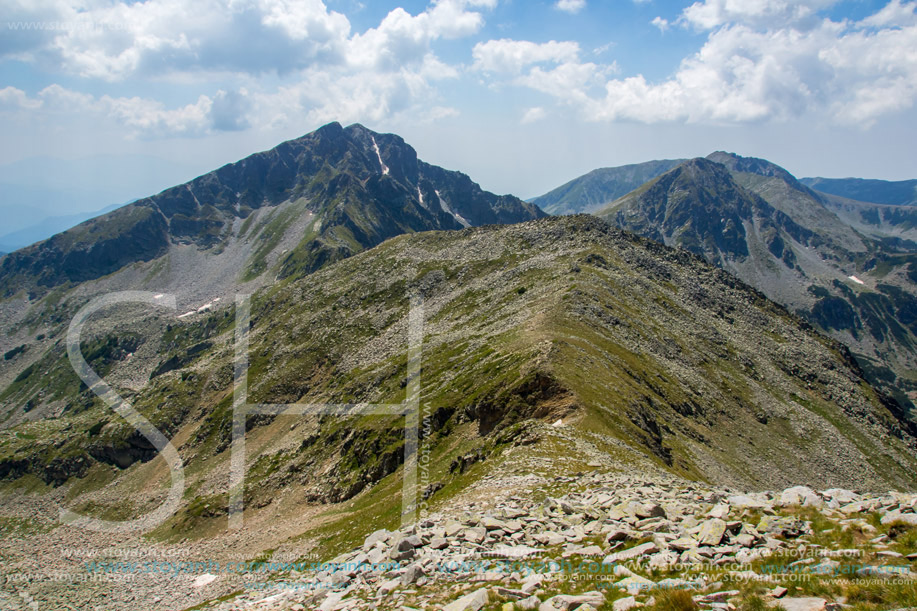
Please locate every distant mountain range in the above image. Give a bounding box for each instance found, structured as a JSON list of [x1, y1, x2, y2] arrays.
[[530, 159, 685, 215], [800, 176, 917, 206], [0, 154, 197, 240], [0, 203, 124, 253], [530, 153, 917, 412]]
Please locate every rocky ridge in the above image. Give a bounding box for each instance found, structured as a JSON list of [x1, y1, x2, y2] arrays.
[[152, 463, 917, 611], [3, 414, 917, 611]]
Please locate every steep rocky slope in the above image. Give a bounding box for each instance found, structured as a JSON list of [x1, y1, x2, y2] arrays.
[[595, 154, 917, 414]]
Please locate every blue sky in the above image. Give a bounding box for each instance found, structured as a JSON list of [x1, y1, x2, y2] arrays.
[[1, 0, 916, 207]]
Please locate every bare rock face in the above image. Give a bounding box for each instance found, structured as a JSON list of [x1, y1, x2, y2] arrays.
[[594, 153, 917, 421]]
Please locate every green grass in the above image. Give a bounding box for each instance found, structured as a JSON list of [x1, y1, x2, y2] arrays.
[[646, 590, 698, 611]]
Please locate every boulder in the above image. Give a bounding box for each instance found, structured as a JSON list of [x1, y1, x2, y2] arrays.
[[766, 597, 826, 611], [613, 596, 639, 611], [697, 518, 727, 546], [603, 542, 658, 563], [779, 486, 822, 508], [443, 588, 490, 611], [539, 591, 605, 610]]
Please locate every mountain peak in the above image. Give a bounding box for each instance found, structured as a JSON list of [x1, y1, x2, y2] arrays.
[[0, 124, 544, 298], [706, 151, 801, 185], [304, 120, 345, 141]]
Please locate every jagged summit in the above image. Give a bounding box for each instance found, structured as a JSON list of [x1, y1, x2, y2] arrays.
[[0, 122, 544, 299], [706, 151, 802, 186]]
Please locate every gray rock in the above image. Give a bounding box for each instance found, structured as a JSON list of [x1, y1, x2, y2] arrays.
[[697, 518, 727, 546], [880, 511, 917, 526], [669, 537, 698, 551], [482, 517, 508, 531], [517, 596, 542, 610], [615, 575, 656, 594], [779, 486, 822, 508], [442, 587, 490, 611], [648, 551, 679, 569], [856, 565, 914, 579], [521, 574, 544, 594], [430, 537, 449, 550], [727, 495, 771, 510], [494, 587, 528, 600], [401, 563, 425, 585], [733, 533, 755, 547], [540, 591, 605, 610], [821, 489, 858, 504], [463, 527, 487, 544], [606, 529, 633, 542], [707, 504, 730, 519], [379, 577, 401, 595], [604, 541, 658, 563], [364, 528, 391, 550], [767, 597, 826, 611], [613, 596, 638, 611], [768, 586, 788, 598], [695, 591, 740, 603], [635, 503, 666, 519]]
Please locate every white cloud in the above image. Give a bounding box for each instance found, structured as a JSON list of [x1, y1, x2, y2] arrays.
[[2, 0, 495, 82], [555, 0, 586, 14], [472, 39, 582, 73], [0, 0, 353, 81], [521, 107, 547, 123], [481, 1, 917, 127], [859, 0, 917, 27], [37, 83, 94, 111], [0, 86, 43, 111], [254, 67, 447, 128], [101, 94, 214, 138], [209, 89, 253, 132], [680, 0, 839, 30], [1, 84, 247, 138], [347, 0, 493, 71], [515, 61, 608, 99], [651, 16, 670, 31], [0, 1, 493, 140]]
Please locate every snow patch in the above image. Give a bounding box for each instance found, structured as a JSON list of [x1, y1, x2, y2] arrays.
[[178, 297, 222, 318], [192, 573, 218, 588], [848, 275, 865, 285], [371, 136, 389, 176], [435, 189, 470, 228]]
